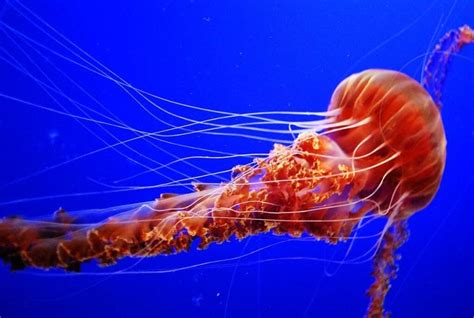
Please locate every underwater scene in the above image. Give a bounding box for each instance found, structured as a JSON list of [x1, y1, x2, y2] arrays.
[[0, 1, 473, 317]]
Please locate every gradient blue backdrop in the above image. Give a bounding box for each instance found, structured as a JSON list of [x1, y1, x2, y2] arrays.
[[0, 1, 473, 317]]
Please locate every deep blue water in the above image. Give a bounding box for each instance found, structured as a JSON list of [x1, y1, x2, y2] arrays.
[[0, 1, 473, 317]]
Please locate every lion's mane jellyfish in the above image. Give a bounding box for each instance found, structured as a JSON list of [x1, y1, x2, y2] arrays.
[[0, 25, 472, 317]]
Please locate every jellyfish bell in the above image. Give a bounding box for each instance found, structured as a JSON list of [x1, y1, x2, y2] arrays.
[[327, 69, 447, 220]]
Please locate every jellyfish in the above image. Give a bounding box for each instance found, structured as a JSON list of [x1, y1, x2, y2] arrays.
[[0, 21, 472, 318]]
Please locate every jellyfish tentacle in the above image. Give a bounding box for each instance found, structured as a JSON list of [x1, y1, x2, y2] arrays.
[[422, 25, 474, 106], [0, 132, 370, 271], [365, 219, 408, 318]]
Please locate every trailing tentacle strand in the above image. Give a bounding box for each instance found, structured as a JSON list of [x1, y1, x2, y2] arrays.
[[422, 25, 474, 106]]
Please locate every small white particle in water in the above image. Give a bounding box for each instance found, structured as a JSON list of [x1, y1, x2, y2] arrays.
[[48, 129, 59, 145]]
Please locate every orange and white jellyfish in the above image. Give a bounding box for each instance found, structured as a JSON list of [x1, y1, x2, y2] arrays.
[[0, 21, 472, 318]]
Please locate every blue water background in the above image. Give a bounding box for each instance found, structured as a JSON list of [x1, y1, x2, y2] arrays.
[[0, 1, 473, 317]]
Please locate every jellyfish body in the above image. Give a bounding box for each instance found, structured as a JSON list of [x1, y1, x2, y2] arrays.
[[0, 70, 447, 318], [0, 25, 473, 318]]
